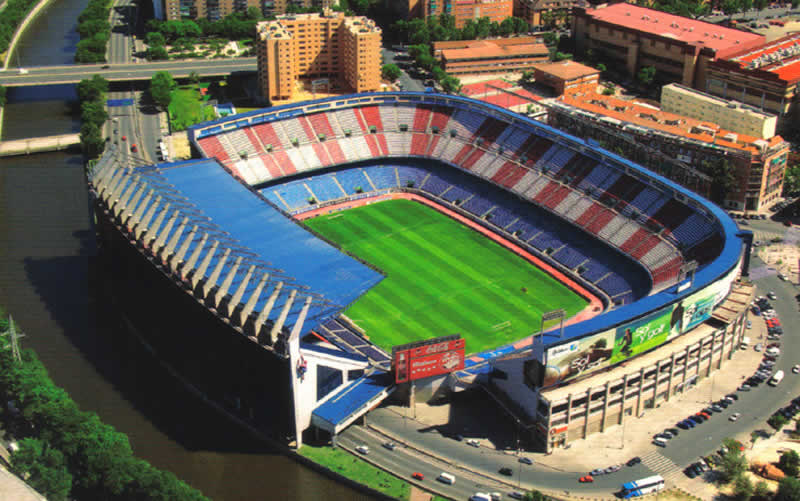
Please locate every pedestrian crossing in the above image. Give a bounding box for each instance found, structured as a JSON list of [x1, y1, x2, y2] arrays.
[[752, 230, 785, 243], [640, 451, 682, 480]]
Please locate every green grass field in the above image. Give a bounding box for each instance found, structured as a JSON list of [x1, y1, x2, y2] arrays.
[[305, 199, 587, 354]]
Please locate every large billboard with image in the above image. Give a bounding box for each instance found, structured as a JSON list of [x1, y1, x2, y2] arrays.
[[541, 265, 739, 387]]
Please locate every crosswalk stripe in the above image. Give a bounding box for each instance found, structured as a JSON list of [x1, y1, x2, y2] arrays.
[[641, 451, 681, 476]]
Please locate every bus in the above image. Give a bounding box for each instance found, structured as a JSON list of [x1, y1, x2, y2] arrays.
[[620, 475, 665, 498]]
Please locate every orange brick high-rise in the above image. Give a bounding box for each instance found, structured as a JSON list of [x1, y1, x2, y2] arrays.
[[256, 11, 382, 103], [425, 0, 513, 29]]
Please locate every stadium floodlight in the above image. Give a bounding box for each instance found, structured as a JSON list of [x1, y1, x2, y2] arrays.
[[541, 308, 566, 339]]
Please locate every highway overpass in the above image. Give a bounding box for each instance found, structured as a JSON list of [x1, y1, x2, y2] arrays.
[[0, 58, 257, 86]]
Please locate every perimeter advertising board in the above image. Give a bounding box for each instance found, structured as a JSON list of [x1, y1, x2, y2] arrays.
[[393, 335, 465, 383], [541, 265, 739, 387]]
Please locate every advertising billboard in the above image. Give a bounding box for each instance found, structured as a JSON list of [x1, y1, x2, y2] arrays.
[[393, 335, 465, 383], [541, 265, 739, 387]]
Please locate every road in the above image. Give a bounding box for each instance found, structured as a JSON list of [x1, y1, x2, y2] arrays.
[[345, 227, 800, 498], [381, 48, 424, 92], [0, 58, 256, 86], [107, 0, 136, 64], [699, 5, 800, 23]]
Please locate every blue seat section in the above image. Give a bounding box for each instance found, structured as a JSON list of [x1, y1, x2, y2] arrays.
[[672, 212, 713, 247], [312, 372, 393, 429], [306, 176, 346, 202], [366, 166, 398, 189], [596, 273, 632, 298], [461, 193, 493, 217], [629, 187, 661, 214], [360, 345, 390, 362], [396, 165, 429, 188], [543, 147, 574, 175], [158, 159, 385, 322], [420, 171, 451, 196], [440, 183, 473, 203], [266, 178, 313, 210], [335, 169, 372, 195], [554, 245, 588, 270], [582, 259, 612, 283], [262, 189, 290, 210], [644, 194, 670, 217], [578, 163, 618, 192]]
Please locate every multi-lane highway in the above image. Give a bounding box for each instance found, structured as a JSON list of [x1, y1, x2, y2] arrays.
[[0, 58, 256, 86]]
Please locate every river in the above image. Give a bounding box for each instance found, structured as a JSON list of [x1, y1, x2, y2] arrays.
[[0, 1, 366, 499]]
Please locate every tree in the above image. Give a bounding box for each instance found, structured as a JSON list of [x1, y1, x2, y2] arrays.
[[554, 51, 573, 61], [783, 165, 800, 196], [150, 71, 176, 109], [440, 74, 462, 94], [523, 490, 546, 501], [499, 17, 515, 37], [145, 31, 166, 47], [79, 122, 105, 159], [188, 71, 200, 84], [77, 75, 108, 103], [704, 158, 737, 205], [637, 65, 656, 86], [722, 0, 740, 16], [80, 100, 108, 127], [246, 6, 262, 20], [596, 62, 607, 73], [543, 31, 558, 46], [146, 45, 169, 61], [776, 477, 800, 501], [720, 445, 748, 482], [520, 70, 534, 85], [10, 438, 72, 501], [780, 450, 800, 476], [768, 413, 789, 430], [0, 85, 6, 107], [734, 474, 754, 501], [754, 480, 771, 500], [381, 63, 402, 82]]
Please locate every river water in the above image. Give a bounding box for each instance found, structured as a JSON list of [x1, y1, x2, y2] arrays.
[[0, 2, 366, 499]]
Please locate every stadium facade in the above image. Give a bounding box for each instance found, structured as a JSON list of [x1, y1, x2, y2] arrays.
[[89, 91, 748, 450]]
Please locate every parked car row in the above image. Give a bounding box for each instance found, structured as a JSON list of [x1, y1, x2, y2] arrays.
[[674, 395, 740, 437]]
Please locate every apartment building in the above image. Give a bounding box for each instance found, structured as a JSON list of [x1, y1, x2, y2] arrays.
[[531, 60, 599, 97], [572, 3, 764, 89], [546, 92, 789, 211], [513, 0, 579, 27], [425, 0, 513, 28], [706, 32, 800, 133], [433, 37, 548, 75], [256, 11, 382, 102], [661, 83, 777, 140], [160, 0, 317, 21]]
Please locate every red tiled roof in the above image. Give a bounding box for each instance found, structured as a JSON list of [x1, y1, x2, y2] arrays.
[[584, 3, 764, 54], [441, 40, 548, 60], [723, 32, 800, 83], [461, 79, 514, 95], [533, 60, 600, 80]]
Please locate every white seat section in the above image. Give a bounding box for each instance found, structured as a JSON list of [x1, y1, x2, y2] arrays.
[[553, 190, 581, 217], [298, 144, 321, 170], [226, 129, 258, 156], [395, 105, 416, 128], [512, 170, 539, 195], [337, 137, 359, 162], [217, 134, 241, 160], [335, 109, 361, 134], [475, 155, 503, 177], [231, 159, 258, 185], [432, 136, 450, 157], [245, 157, 272, 184], [350, 136, 371, 160], [563, 196, 593, 221], [281, 118, 310, 144], [641, 241, 678, 269], [597, 214, 628, 241], [286, 148, 309, 173], [441, 139, 464, 163], [524, 176, 551, 198], [608, 220, 640, 247], [379, 106, 397, 131], [384, 132, 409, 155]]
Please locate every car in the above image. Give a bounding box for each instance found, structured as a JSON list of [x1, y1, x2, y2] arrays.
[[755, 343, 763, 352], [779, 273, 788, 281], [518, 457, 533, 465], [121, 135, 127, 141], [509, 492, 524, 500], [793, 365, 800, 374], [101, 64, 110, 69], [356, 445, 369, 454], [131, 144, 138, 153], [660, 430, 674, 439], [677, 421, 690, 430], [411, 472, 424, 481], [727, 393, 739, 401], [466, 439, 480, 448], [499, 467, 513, 476], [698, 459, 710, 472], [579, 475, 594, 483], [627, 457, 642, 467], [383, 442, 396, 451], [767, 347, 781, 356], [605, 464, 622, 474], [711, 405, 723, 413], [739, 384, 751, 391], [718, 400, 730, 408], [685, 466, 698, 478], [701, 411, 712, 419], [590, 468, 605, 476]]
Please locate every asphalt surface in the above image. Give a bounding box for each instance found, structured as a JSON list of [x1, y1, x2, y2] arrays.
[[0, 58, 257, 86], [341, 222, 800, 498], [382, 48, 424, 92], [107, 0, 136, 65], [699, 5, 800, 23]]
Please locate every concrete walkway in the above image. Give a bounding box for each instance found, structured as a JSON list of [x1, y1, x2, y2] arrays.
[[0, 464, 47, 501]]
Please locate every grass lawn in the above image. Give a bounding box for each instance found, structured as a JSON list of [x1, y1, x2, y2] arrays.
[[305, 199, 587, 353], [300, 444, 411, 500], [168, 85, 216, 131]]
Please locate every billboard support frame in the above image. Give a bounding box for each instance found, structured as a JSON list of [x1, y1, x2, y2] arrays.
[[541, 309, 566, 339]]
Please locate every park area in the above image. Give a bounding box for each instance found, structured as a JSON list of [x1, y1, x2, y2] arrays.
[[305, 199, 587, 354], [168, 84, 217, 131]]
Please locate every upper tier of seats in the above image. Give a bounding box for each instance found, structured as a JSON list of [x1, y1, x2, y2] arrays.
[[195, 101, 726, 298]]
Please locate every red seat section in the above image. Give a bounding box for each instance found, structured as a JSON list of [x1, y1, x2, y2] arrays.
[[429, 107, 451, 131], [620, 228, 651, 254], [426, 135, 440, 155], [461, 149, 485, 171], [630, 234, 661, 260], [198, 136, 230, 164], [523, 138, 552, 166], [312, 143, 332, 166], [364, 135, 381, 156], [360, 106, 383, 132], [413, 106, 431, 131], [542, 185, 570, 209], [308, 113, 335, 138], [584, 207, 616, 235], [252, 123, 285, 151], [652, 256, 683, 285], [243, 128, 266, 154], [259, 154, 284, 178], [452, 144, 474, 165], [533, 181, 559, 204], [272, 150, 295, 175], [376, 134, 389, 156], [325, 141, 346, 164], [410, 133, 429, 155], [297, 116, 316, 141]]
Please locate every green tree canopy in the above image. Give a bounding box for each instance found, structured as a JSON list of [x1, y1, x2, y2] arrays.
[[719, 441, 748, 482], [780, 450, 800, 477], [79, 123, 105, 159], [77, 75, 108, 103], [776, 477, 800, 501], [146, 45, 169, 61], [637, 65, 656, 86], [80, 100, 108, 127], [381, 63, 402, 82], [10, 438, 72, 501], [783, 164, 800, 196], [145, 31, 166, 47], [734, 474, 754, 501], [440, 74, 462, 94], [150, 71, 177, 109]]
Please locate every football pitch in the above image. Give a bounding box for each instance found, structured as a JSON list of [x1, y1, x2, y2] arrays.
[[305, 199, 588, 354]]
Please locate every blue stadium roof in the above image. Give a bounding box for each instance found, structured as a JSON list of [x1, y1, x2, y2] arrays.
[[312, 371, 393, 429], [154, 159, 384, 322]]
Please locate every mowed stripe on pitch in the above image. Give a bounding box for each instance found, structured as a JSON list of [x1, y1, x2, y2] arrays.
[[306, 200, 586, 353]]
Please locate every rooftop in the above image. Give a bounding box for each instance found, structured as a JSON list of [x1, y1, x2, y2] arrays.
[[582, 3, 764, 55], [664, 83, 776, 119], [533, 60, 600, 81], [555, 92, 785, 156], [726, 32, 800, 83], [440, 40, 548, 61]]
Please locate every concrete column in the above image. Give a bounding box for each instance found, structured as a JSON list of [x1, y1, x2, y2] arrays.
[[582, 388, 592, 439], [120, 183, 146, 226], [620, 374, 629, 425], [170, 225, 197, 273], [545, 400, 554, 453], [228, 265, 255, 318], [152, 210, 179, 255], [100, 167, 125, 201], [161, 217, 189, 262], [145, 202, 171, 247], [240, 273, 270, 328], [666, 352, 676, 401], [182, 232, 208, 279], [636, 367, 645, 416], [94, 163, 119, 194], [112, 178, 138, 217], [201, 247, 231, 299], [565, 394, 573, 430], [719, 327, 728, 367], [269, 289, 297, 345], [288, 295, 313, 341], [129, 189, 154, 230], [653, 360, 661, 405], [600, 381, 611, 432], [191, 240, 219, 288], [135, 196, 162, 240], [214, 256, 242, 308]]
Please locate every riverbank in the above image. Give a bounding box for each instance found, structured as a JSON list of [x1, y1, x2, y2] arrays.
[[1, 0, 54, 70]]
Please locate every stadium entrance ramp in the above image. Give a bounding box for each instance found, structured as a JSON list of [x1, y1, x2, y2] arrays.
[[311, 371, 394, 437]]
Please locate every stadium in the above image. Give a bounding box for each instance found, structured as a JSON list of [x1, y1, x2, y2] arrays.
[[88, 91, 749, 451]]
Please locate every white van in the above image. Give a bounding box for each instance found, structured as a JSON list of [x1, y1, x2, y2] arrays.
[[437, 472, 456, 485], [770, 370, 785, 386], [741, 336, 751, 350], [469, 494, 491, 501], [653, 437, 668, 447]]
